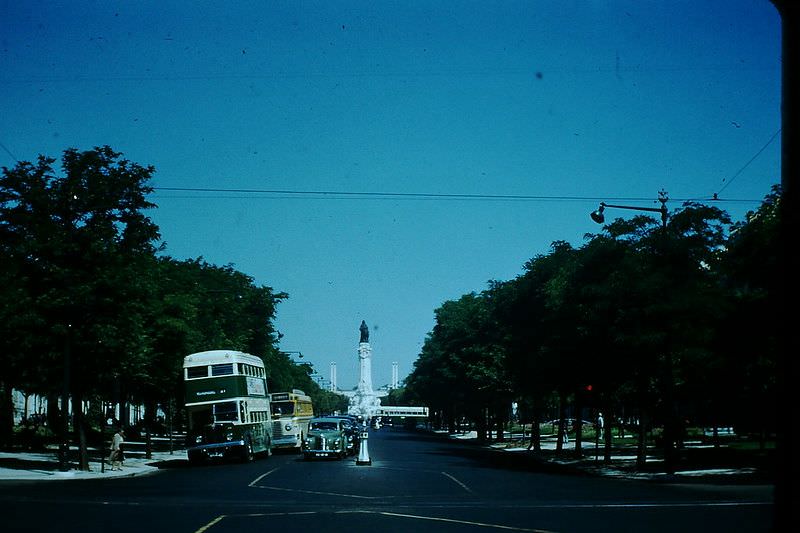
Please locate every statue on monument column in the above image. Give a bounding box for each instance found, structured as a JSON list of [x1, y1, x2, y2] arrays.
[[359, 320, 369, 343]]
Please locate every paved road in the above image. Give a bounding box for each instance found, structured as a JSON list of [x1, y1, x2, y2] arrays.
[[0, 428, 774, 532]]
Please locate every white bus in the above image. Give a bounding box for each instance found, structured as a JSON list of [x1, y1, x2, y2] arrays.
[[183, 350, 273, 463], [269, 389, 314, 450]]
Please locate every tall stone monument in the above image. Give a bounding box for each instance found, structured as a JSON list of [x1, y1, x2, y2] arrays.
[[347, 320, 385, 419]]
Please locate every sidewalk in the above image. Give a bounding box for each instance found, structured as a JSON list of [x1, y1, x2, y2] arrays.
[[443, 430, 772, 484], [0, 449, 184, 481]]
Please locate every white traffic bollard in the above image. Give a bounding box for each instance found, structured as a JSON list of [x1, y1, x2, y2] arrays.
[[356, 429, 371, 465]]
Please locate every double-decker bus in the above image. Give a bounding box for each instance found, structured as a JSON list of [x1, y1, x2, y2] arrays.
[[183, 350, 273, 463], [269, 389, 314, 450]]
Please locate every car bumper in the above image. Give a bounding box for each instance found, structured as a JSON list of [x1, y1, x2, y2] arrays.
[[302, 449, 342, 458], [272, 435, 302, 448], [187, 440, 246, 460]]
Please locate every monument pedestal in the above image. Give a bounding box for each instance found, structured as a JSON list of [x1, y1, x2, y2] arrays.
[[347, 342, 383, 419]]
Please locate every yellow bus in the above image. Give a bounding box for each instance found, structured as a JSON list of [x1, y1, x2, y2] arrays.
[[269, 389, 313, 450]]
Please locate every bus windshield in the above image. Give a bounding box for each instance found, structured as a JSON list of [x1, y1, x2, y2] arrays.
[[212, 401, 238, 422], [271, 401, 295, 416]]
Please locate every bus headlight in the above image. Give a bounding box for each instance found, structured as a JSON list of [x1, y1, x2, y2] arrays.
[[285, 423, 293, 431], [225, 432, 234, 441], [195, 436, 203, 444]]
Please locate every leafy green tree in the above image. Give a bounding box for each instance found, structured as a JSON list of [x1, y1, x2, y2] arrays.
[[498, 241, 578, 452], [135, 257, 287, 442], [406, 290, 511, 441], [0, 147, 160, 466], [585, 202, 731, 470], [406, 322, 463, 431], [717, 187, 780, 445]]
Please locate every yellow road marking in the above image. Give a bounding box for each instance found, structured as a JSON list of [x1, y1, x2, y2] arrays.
[[441, 471, 473, 493], [193, 515, 225, 533], [248, 467, 279, 487]]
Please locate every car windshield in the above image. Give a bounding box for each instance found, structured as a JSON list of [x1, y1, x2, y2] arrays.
[[310, 421, 339, 431]]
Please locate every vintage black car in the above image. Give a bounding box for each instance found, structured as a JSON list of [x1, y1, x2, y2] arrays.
[[327, 415, 361, 455], [302, 417, 348, 459]]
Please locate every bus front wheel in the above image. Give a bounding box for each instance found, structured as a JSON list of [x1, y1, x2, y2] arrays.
[[243, 441, 255, 463]]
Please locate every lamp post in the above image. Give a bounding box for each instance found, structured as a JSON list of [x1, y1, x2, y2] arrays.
[[590, 190, 669, 228], [281, 351, 304, 362], [589, 190, 678, 475], [59, 323, 72, 472]]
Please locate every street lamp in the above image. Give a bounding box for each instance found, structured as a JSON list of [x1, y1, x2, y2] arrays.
[[590, 190, 669, 228], [280, 351, 304, 361], [588, 190, 678, 474]]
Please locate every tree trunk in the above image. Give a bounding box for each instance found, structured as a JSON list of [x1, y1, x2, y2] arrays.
[[636, 411, 648, 468], [0, 383, 13, 449], [603, 398, 613, 464], [73, 392, 90, 471], [529, 410, 541, 452], [446, 405, 455, 433], [496, 408, 505, 443], [476, 407, 488, 443], [532, 394, 543, 452], [47, 393, 61, 431], [635, 376, 648, 468], [574, 388, 583, 458], [661, 351, 678, 475], [144, 400, 157, 459], [556, 390, 567, 453]]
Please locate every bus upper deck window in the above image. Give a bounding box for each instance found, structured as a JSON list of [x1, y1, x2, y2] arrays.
[[187, 366, 208, 379], [211, 363, 234, 376]]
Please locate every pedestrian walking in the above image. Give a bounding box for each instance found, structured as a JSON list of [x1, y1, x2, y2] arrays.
[[108, 428, 125, 471], [596, 412, 604, 441]]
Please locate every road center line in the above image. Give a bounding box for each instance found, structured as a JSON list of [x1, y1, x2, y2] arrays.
[[253, 485, 379, 499], [378, 511, 557, 532], [237, 511, 318, 517], [527, 501, 771, 509], [248, 467, 279, 487], [441, 471, 473, 493]]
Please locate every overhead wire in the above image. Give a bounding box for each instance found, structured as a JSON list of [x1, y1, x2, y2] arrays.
[[150, 186, 762, 205], [715, 127, 781, 197], [0, 141, 19, 163], [151, 128, 781, 207]]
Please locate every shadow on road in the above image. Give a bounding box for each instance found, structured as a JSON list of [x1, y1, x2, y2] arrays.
[[402, 429, 774, 485], [0, 457, 61, 471]]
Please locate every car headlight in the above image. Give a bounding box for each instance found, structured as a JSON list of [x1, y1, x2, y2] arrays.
[[285, 423, 293, 431]]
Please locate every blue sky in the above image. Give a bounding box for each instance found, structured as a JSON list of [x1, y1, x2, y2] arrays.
[[1, 1, 782, 390]]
